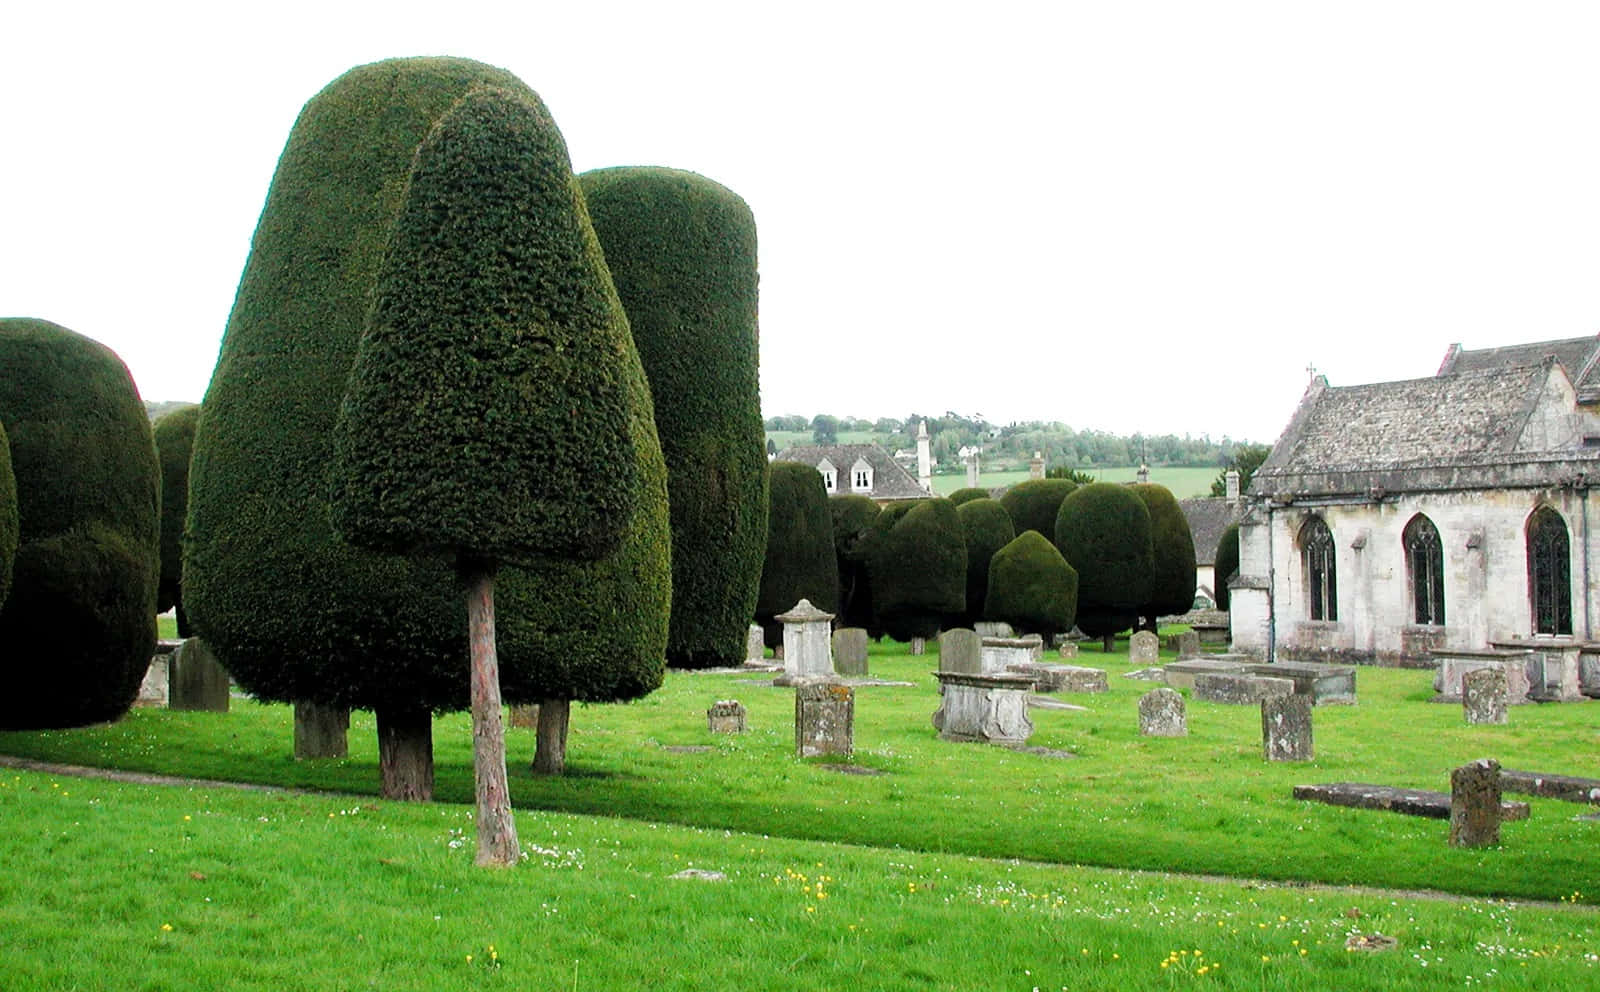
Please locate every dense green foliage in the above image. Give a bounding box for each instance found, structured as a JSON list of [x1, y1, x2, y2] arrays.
[[828, 494, 879, 630], [955, 497, 1014, 626], [945, 486, 990, 506], [756, 463, 838, 645], [185, 58, 537, 712], [0, 318, 159, 728], [1044, 466, 1098, 485], [997, 478, 1076, 541], [0, 422, 14, 608], [579, 166, 766, 669], [1130, 483, 1197, 623], [1214, 522, 1241, 611], [151, 405, 199, 628], [983, 530, 1078, 638], [1209, 442, 1271, 497], [865, 498, 966, 641], [1054, 482, 1152, 640]]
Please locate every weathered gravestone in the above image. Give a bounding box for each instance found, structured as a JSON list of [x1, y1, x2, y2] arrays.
[[1450, 758, 1503, 848], [1261, 693, 1313, 761], [1019, 633, 1044, 662], [1057, 641, 1079, 659], [1174, 630, 1201, 659], [974, 621, 1014, 639], [136, 639, 181, 707], [1463, 666, 1508, 726], [773, 599, 835, 686], [1162, 656, 1250, 690], [981, 637, 1036, 675], [1009, 662, 1107, 693], [931, 671, 1034, 744], [1194, 672, 1293, 705], [169, 637, 230, 712], [832, 627, 869, 676], [1139, 687, 1186, 737], [909, 636, 927, 656], [1431, 650, 1531, 704], [708, 699, 747, 734], [294, 701, 350, 759], [938, 628, 982, 674], [1244, 662, 1357, 705], [1129, 630, 1160, 665], [795, 683, 853, 757], [745, 624, 765, 663]]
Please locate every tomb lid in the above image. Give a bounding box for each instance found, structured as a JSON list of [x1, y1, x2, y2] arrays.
[[776, 598, 835, 624]]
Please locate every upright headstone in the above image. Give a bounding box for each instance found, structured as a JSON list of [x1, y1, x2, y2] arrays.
[[136, 655, 170, 707], [774, 599, 836, 685], [939, 628, 983, 674], [1175, 630, 1201, 659], [795, 683, 854, 757], [708, 700, 747, 734], [509, 704, 540, 729], [1129, 630, 1160, 665], [746, 624, 766, 663], [1139, 687, 1187, 737], [1261, 693, 1313, 761], [1450, 758, 1503, 848], [294, 701, 350, 759], [909, 636, 927, 655], [832, 627, 869, 676], [169, 637, 230, 713], [1057, 641, 1079, 659], [1463, 667, 1508, 726]]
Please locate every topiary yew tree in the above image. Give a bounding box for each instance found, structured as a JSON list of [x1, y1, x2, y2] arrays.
[[0, 422, 15, 610], [578, 166, 765, 670], [1054, 482, 1152, 650], [1214, 523, 1240, 611], [984, 530, 1077, 640], [999, 478, 1077, 542], [947, 487, 990, 507], [1130, 483, 1197, 628], [152, 405, 199, 637], [184, 58, 540, 800], [956, 497, 1015, 626], [0, 318, 159, 729], [756, 463, 838, 647], [865, 498, 966, 643], [829, 493, 880, 630]]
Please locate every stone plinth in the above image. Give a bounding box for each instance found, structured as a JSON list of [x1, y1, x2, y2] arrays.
[[931, 671, 1034, 744], [1194, 673, 1293, 705], [1008, 662, 1107, 694], [1019, 633, 1045, 662], [708, 699, 747, 734], [774, 599, 836, 686], [169, 638, 230, 713], [1262, 694, 1313, 761], [1244, 662, 1357, 705], [136, 656, 169, 707], [1129, 630, 1160, 665], [795, 683, 853, 758], [1450, 758, 1503, 848], [1139, 687, 1186, 737], [938, 628, 982, 674], [1462, 667, 1508, 725], [746, 624, 765, 662], [1162, 657, 1250, 690], [1492, 638, 1584, 702], [980, 637, 1035, 675], [1057, 641, 1079, 659], [832, 628, 869, 676], [1431, 649, 1531, 704]]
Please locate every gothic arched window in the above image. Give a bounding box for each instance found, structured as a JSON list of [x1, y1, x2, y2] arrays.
[[1527, 506, 1572, 635], [1300, 516, 1337, 621], [1404, 514, 1445, 626]]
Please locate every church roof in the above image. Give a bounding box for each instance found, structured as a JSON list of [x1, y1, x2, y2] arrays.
[[774, 443, 928, 500], [1178, 497, 1247, 565], [1438, 334, 1600, 402]]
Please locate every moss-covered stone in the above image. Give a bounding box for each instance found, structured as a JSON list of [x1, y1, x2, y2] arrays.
[[756, 463, 838, 645], [1130, 483, 1197, 622], [866, 498, 966, 642], [999, 478, 1077, 542], [956, 497, 1015, 626], [984, 530, 1078, 639], [1054, 482, 1152, 641], [151, 405, 199, 632]]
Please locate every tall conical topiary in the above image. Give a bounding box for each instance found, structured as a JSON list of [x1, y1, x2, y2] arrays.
[[184, 58, 540, 801], [865, 498, 966, 643], [578, 166, 765, 670], [0, 422, 15, 610], [956, 497, 1015, 626], [984, 530, 1078, 640], [999, 478, 1077, 542], [829, 494, 880, 630], [1214, 523, 1240, 611], [1054, 482, 1152, 650], [0, 318, 159, 728], [756, 463, 838, 646], [152, 404, 199, 636], [1130, 483, 1197, 627]]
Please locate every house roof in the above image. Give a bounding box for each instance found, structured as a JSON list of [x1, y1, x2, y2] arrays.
[[1438, 334, 1600, 402], [1178, 497, 1247, 565], [774, 443, 929, 500]]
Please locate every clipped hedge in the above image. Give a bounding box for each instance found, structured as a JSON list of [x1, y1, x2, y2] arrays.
[[1054, 482, 1152, 641], [579, 166, 765, 669], [829, 494, 880, 630], [1130, 483, 1197, 623], [151, 404, 199, 632], [1214, 523, 1240, 611], [866, 497, 966, 642], [0, 318, 159, 729], [947, 487, 990, 507], [999, 478, 1077, 542], [0, 422, 15, 608], [956, 497, 1015, 626], [984, 530, 1078, 639], [756, 463, 838, 645]]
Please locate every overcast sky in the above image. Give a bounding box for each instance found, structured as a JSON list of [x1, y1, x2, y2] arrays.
[[6, 2, 1600, 444]]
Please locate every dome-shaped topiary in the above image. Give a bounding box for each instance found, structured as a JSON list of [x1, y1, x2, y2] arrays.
[[756, 462, 839, 645], [1130, 483, 1197, 625], [956, 497, 1015, 626], [984, 530, 1078, 639], [0, 318, 159, 729], [579, 166, 765, 670], [865, 497, 966, 642], [829, 493, 880, 630], [947, 487, 990, 507], [0, 422, 15, 609], [999, 478, 1077, 542], [1214, 523, 1240, 611], [1054, 482, 1152, 644], [152, 404, 199, 635]]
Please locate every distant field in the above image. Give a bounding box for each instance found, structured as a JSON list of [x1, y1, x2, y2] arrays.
[[934, 465, 1217, 499]]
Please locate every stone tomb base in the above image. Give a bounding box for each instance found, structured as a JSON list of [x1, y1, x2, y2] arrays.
[[1007, 662, 1107, 694], [932, 671, 1034, 745], [1431, 649, 1532, 704], [1161, 657, 1250, 690], [1243, 662, 1357, 705], [1292, 782, 1529, 821], [1193, 672, 1294, 705]]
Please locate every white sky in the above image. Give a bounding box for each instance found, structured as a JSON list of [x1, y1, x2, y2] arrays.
[[6, 2, 1600, 444]]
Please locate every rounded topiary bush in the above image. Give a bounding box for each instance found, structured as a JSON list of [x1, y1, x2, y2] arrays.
[[1130, 483, 1197, 625], [956, 497, 1015, 626], [0, 318, 159, 729], [756, 462, 839, 646], [1214, 523, 1240, 611], [579, 166, 766, 669], [947, 487, 990, 507], [152, 404, 199, 635], [1054, 481, 1152, 645], [984, 530, 1078, 640], [865, 497, 966, 642], [829, 493, 880, 630], [999, 478, 1077, 542], [0, 422, 15, 609]]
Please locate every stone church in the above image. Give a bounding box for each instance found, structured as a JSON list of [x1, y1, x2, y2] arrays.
[[1229, 335, 1600, 666]]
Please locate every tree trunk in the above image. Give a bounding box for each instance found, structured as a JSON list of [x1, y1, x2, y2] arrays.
[[464, 565, 520, 867], [532, 698, 571, 775], [376, 705, 434, 801], [1103, 634, 1116, 653], [294, 700, 349, 759]]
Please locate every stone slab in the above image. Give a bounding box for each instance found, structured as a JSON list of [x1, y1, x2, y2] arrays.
[[1431, 650, 1533, 704], [1292, 783, 1529, 821], [1006, 662, 1107, 693], [1499, 769, 1600, 804], [1161, 658, 1250, 690], [1243, 662, 1357, 705], [1193, 672, 1294, 705]]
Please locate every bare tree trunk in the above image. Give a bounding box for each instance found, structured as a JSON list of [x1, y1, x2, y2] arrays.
[[1102, 634, 1116, 653], [532, 698, 570, 775], [294, 700, 349, 759], [464, 566, 520, 867], [376, 705, 433, 801]]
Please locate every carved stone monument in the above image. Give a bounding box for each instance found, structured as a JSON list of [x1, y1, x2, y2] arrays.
[[773, 599, 835, 686], [708, 700, 748, 734], [1139, 687, 1187, 737], [746, 624, 766, 663], [169, 637, 230, 713], [795, 683, 853, 757], [832, 628, 869, 676], [1450, 758, 1503, 848], [1129, 630, 1160, 665], [981, 637, 1035, 675], [1462, 666, 1508, 726], [931, 670, 1034, 744], [938, 628, 982, 674], [1261, 693, 1313, 761]]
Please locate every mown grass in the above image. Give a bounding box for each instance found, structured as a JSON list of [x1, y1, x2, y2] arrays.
[[3, 640, 1596, 906]]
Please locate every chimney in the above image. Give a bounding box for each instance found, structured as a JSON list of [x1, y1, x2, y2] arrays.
[[1225, 469, 1240, 501], [1029, 451, 1044, 480], [916, 420, 932, 493]]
